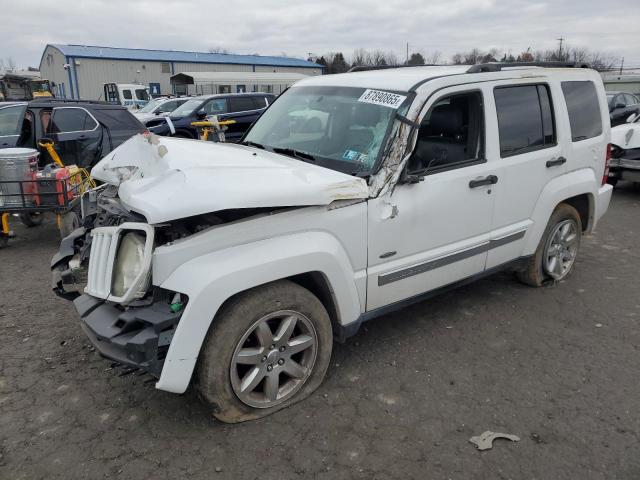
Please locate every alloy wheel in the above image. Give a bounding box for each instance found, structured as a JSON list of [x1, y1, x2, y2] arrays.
[[230, 310, 318, 408]]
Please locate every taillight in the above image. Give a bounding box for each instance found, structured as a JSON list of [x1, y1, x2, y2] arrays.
[[602, 143, 611, 186]]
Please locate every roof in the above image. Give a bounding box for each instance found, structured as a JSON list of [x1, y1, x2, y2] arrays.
[[171, 71, 310, 85], [294, 64, 598, 92], [26, 98, 126, 109], [47, 44, 322, 69], [294, 65, 471, 91]]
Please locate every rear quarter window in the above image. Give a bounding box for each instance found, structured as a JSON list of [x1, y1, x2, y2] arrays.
[[561, 81, 603, 142], [95, 108, 144, 131]]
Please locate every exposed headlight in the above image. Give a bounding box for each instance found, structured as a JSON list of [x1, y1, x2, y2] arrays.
[[111, 232, 147, 298]]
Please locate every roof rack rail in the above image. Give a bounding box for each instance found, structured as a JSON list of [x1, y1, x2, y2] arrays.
[[467, 61, 591, 73], [348, 64, 439, 73]]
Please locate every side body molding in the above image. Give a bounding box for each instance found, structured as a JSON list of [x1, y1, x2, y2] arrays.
[[155, 231, 363, 394]]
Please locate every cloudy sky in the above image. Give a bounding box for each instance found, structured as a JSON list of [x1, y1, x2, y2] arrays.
[[3, 0, 639, 69]]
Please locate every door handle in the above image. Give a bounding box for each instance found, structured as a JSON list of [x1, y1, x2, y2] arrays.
[[546, 157, 567, 168], [469, 175, 498, 188]]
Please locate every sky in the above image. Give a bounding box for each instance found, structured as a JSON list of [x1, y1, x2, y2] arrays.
[[2, 0, 639, 69]]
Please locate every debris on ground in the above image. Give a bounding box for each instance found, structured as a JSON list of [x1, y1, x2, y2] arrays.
[[469, 431, 520, 450]]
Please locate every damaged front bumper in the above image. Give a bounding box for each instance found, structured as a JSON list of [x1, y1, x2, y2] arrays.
[[73, 294, 182, 377]]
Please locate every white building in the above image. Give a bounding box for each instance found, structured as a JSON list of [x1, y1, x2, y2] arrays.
[[39, 44, 324, 100]]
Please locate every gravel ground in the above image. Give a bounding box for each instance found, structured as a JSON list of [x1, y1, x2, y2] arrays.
[[1, 183, 639, 480]]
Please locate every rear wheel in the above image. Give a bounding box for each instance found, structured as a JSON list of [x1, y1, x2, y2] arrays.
[[197, 280, 333, 423], [517, 203, 582, 287]]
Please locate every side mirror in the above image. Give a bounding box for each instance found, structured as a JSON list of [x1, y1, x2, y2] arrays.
[[615, 102, 626, 110], [196, 110, 207, 120]]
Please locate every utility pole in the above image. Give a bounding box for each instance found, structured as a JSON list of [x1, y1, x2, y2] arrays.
[[557, 37, 564, 60], [406, 42, 409, 65], [619, 57, 624, 76]]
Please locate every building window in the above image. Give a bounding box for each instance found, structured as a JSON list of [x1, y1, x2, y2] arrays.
[[161, 62, 171, 74]]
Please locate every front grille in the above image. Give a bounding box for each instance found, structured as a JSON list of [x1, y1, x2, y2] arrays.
[[85, 227, 119, 299], [83, 222, 155, 303]]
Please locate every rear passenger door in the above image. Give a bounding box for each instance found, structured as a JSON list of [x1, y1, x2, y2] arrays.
[[485, 82, 565, 269], [48, 107, 103, 168], [222, 96, 264, 142]]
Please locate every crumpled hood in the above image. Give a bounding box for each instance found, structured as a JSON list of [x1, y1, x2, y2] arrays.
[[91, 134, 369, 224]]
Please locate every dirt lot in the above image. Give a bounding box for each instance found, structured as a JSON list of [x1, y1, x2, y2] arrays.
[[1, 183, 639, 480]]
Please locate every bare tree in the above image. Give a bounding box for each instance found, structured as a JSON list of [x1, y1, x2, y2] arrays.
[[6, 57, 16, 72], [351, 48, 371, 67], [424, 50, 442, 64], [208, 46, 231, 54]]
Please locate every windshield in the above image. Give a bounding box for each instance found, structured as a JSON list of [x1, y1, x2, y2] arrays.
[[138, 98, 162, 113], [0, 104, 27, 136], [30, 80, 50, 93], [243, 86, 409, 175], [171, 98, 202, 117]]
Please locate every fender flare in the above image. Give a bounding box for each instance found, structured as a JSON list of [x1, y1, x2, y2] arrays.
[[155, 231, 362, 393], [523, 168, 597, 255]]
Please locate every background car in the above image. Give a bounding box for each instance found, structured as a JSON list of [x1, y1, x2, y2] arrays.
[[607, 91, 640, 127], [133, 97, 190, 124], [0, 98, 145, 168], [144, 93, 274, 142]]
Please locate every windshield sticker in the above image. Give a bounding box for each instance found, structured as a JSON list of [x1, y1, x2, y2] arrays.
[[358, 89, 407, 109], [343, 149, 360, 161]]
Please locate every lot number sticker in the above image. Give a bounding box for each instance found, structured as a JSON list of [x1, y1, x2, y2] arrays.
[[358, 89, 407, 109]]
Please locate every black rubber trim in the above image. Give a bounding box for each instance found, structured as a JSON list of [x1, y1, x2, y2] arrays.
[[73, 294, 183, 377], [378, 230, 526, 286]]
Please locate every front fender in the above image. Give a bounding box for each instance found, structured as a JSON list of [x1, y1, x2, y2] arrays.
[[155, 231, 362, 394], [523, 168, 597, 255]]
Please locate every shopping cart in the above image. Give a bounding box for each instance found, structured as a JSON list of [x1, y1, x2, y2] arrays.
[[0, 141, 94, 247]]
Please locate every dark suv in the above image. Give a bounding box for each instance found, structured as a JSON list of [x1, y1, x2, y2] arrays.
[[607, 91, 640, 127], [0, 99, 145, 168], [144, 93, 274, 142]]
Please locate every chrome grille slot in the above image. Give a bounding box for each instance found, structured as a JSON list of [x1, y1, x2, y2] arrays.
[[85, 228, 118, 299]]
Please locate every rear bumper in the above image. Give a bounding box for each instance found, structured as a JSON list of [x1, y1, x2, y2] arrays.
[[593, 183, 613, 229], [74, 294, 182, 377]]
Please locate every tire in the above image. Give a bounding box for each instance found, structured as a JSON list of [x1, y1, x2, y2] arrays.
[[0, 235, 8, 248], [59, 211, 80, 239], [517, 203, 582, 287], [197, 280, 333, 423], [606, 177, 618, 187], [19, 212, 44, 227]]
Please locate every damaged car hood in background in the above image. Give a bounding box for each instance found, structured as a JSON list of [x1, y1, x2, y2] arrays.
[[91, 134, 369, 224]]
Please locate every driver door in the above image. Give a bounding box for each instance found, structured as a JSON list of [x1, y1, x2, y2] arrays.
[[366, 86, 496, 310]]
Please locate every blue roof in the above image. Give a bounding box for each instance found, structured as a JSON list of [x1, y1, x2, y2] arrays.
[[48, 44, 323, 69]]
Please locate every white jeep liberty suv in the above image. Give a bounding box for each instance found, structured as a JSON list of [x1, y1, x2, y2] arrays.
[[52, 63, 613, 422]]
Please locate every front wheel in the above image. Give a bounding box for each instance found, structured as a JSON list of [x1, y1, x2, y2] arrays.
[[517, 203, 582, 286], [197, 280, 333, 423]]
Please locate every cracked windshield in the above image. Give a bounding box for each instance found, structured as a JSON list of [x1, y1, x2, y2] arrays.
[[244, 86, 408, 175]]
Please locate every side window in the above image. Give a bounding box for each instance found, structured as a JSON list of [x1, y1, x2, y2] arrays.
[[50, 108, 98, 133], [408, 91, 484, 172], [202, 99, 228, 115], [135, 89, 149, 101], [561, 81, 602, 142], [159, 101, 177, 113], [122, 90, 133, 100], [229, 96, 258, 112], [0, 105, 27, 136], [494, 85, 555, 157], [624, 94, 638, 105]]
